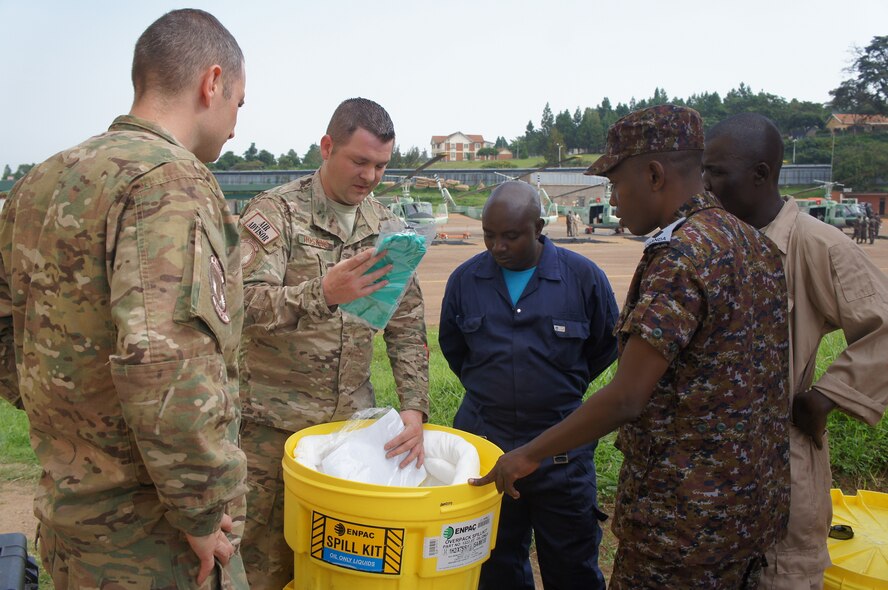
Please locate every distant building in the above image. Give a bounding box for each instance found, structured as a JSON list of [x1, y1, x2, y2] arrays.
[[826, 113, 888, 134], [430, 132, 494, 162]]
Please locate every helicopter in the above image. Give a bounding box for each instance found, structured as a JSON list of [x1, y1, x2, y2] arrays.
[[372, 155, 448, 242], [433, 161, 576, 226], [791, 181, 861, 233]]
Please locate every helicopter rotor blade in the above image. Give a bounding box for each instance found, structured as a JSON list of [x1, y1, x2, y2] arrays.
[[375, 154, 447, 196], [444, 156, 584, 200]]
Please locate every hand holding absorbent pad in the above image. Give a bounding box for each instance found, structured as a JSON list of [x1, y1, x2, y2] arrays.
[[294, 408, 480, 487], [340, 226, 427, 330]]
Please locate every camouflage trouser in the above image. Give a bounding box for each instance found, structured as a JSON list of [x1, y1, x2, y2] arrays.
[[609, 544, 765, 589], [240, 421, 293, 590], [38, 499, 248, 590]]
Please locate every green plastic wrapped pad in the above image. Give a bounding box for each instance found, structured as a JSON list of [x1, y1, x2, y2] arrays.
[[340, 231, 427, 329]]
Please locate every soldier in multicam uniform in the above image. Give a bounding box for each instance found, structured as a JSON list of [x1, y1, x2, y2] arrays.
[[705, 113, 888, 590], [0, 9, 248, 590], [473, 105, 791, 589], [238, 98, 429, 590]]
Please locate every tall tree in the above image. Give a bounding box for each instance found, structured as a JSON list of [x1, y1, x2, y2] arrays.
[[577, 108, 605, 153], [277, 149, 301, 169], [243, 142, 259, 161], [2, 164, 11, 180], [302, 144, 322, 169], [544, 128, 566, 167], [830, 35, 888, 114], [540, 103, 555, 135], [555, 109, 577, 150], [257, 149, 276, 167]]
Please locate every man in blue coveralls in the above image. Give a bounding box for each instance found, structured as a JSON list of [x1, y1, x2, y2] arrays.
[[439, 181, 619, 590]]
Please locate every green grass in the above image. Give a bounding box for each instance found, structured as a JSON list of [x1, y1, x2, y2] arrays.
[[2, 331, 885, 498]]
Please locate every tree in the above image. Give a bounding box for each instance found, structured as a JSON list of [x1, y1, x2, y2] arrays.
[[555, 109, 577, 150], [494, 136, 509, 149], [576, 108, 605, 153], [476, 147, 498, 159], [215, 150, 244, 170], [231, 160, 265, 171], [544, 128, 566, 167], [540, 103, 555, 136], [257, 149, 276, 167], [13, 164, 34, 180], [830, 35, 888, 114], [2, 165, 12, 180], [302, 144, 322, 169], [243, 142, 259, 161], [277, 149, 301, 169]]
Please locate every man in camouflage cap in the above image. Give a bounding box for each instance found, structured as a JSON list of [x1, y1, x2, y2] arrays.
[[237, 98, 429, 589], [473, 105, 791, 588], [0, 9, 248, 589]]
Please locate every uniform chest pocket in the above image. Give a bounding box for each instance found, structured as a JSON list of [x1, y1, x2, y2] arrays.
[[549, 317, 590, 369], [284, 241, 328, 285], [174, 212, 236, 359]]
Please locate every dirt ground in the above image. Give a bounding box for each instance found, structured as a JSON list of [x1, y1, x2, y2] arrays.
[[1, 213, 886, 588], [420, 213, 888, 326]]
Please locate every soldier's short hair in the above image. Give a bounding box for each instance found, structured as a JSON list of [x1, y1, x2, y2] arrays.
[[326, 98, 396, 145], [132, 9, 243, 100]]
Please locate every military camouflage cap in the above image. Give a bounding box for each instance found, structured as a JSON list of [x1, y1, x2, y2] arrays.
[[585, 105, 704, 176]]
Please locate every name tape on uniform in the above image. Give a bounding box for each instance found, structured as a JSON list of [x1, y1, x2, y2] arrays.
[[298, 234, 335, 250]]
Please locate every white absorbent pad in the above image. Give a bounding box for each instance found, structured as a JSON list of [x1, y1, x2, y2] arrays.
[[293, 408, 480, 487]]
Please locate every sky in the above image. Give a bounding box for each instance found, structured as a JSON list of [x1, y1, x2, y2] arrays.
[[1, 0, 886, 169]]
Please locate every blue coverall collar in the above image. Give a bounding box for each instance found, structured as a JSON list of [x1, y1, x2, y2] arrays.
[[474, 235, 561, 281]]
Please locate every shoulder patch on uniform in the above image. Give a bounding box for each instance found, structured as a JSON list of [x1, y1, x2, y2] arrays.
[[242, 211, 281, 246], [298, 234, 335, 250], [644, 217, 687, 250], [208, 255, 231, 324], [241, 237, 260, 269]]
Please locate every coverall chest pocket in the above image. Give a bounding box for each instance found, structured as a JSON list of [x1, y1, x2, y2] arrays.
[[456, 314, 484, 343], [548, 318, 590, 369]]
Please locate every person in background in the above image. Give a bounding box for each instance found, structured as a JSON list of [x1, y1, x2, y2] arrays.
[[440, 180, 618, 589], [704, 112, 888, 590], [472, 105, 791, 589], [0, 9, 248, 588]]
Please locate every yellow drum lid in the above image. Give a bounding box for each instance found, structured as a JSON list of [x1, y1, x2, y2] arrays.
[[825, 489, 888, 589]]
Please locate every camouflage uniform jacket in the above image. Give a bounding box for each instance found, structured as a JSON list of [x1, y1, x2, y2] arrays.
[[0, 115, 246, 550], [612, 192, 790, 566], [238, 172, 429, 432]]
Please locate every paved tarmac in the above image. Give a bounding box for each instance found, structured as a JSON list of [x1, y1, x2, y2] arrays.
[[416, 214, 888, 327]]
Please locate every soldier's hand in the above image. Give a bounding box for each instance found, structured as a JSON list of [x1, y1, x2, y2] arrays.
[[792, 388, 837, 450], [469, 448, 540, 499], [386, 409, 425, 468], [186, 513, 236, 585], [321, 248, 392, 306]]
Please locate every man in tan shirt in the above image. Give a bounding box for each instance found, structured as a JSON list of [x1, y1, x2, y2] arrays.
[[703, 112, 888, 590]]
